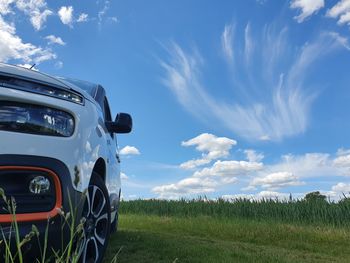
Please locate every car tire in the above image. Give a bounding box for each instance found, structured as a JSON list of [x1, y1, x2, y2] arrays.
[[78, 174, 111, 263]]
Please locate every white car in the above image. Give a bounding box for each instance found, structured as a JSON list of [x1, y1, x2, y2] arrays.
[[0, 63, 132, 262]]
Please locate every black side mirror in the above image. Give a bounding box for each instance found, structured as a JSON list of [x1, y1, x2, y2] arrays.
[[106, 113, 133, 134]]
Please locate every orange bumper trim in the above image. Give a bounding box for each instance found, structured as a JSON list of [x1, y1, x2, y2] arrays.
[[0, 166, 62, 223]]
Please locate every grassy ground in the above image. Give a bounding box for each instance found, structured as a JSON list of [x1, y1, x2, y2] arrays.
[[104, 214, 350, 263]]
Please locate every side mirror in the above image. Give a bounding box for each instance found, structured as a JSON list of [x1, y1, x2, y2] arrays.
[[106, 113, 133, 134]]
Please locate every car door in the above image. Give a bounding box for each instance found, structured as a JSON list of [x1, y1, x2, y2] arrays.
[[102, 96, 121, 211]]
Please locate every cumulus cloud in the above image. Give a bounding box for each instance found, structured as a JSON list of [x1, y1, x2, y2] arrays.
[[161, 23, 347, 142], [333, 150, 350, 175], [154, 132, 350, 199], [251, 172, 304, 190], [153, 154, 262, 199], [16, 0, 53, 30], [152, 177, 218, 199], [180, 133, 237, 169], [334, 154, 350, 167], [327, 0, 350, 25], [267, 153, 333, 178], [290, 0, 325, 23], [0, 16, 55, 63], [0, 0, 14, 15], [58, 6, 73, 26], [332, 182, 350, 193], [45, 35, 66, 46], [119, 146, 141, 156], [193, 160, 263, 178], [153, 146, 350, 199]]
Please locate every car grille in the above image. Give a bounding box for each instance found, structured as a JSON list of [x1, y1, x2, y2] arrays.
[[0, 168, 57, 214]]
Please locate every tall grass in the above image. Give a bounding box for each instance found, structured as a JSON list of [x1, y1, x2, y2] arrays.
[[120, 197, 350, 227], [0, 188, 85, 263]]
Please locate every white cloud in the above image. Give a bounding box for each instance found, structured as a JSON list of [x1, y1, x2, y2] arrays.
[[221, 24, 234, 61], [180, 158, 211, 170], [152, 177, 217, 199], [251, 172, 304, 190], [58, 6, 73, 26], [120, 172, 129, 180], [322, 182, 350, 199], [244, 23, 253, 63], [290, 0, 325, 23], [77, 13, 88, 23], [334, 154, 350, 167], [45, 35, 66, 46], [0, 0, 14, 15], [338, 11, 350, 25], [153, 159, 261, 199], [333, 153, 350, 175], [266, 153, 334, 178], [180, 133, 237, 169], [327, 0, 350, 25], [193, 160, 263, 178], [119, 146, 140, 156], [161, 24, 347, 142], [244, 149, 264, 163], [337, 148, 350, 156], [332, 182, 350, 193], [0, 16, 55, 63], [16, 0, 53, 30]]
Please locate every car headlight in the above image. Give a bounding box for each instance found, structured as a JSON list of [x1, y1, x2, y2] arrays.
[[0, 101, 75, 137], [0, 75, 84, 105]]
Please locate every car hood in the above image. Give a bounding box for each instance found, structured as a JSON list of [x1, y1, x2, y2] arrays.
[[0, 63, 94, 101]]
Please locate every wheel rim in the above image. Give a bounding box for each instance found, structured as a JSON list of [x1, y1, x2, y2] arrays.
[[78, 185, 109, 263]]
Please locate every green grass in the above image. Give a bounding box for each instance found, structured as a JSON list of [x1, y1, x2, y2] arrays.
[[119, 198, 350, 227], [105, 214, 350, 263]]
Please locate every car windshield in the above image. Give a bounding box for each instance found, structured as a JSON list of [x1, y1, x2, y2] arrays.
[[58, 77, 98, 98]]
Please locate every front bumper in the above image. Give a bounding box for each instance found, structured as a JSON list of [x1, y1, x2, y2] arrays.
[[0, 155, 83, 261]]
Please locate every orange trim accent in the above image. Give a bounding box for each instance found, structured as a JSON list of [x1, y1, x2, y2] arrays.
[[0, 166, 62, 223]]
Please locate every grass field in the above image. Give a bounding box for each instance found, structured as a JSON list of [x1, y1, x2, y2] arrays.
[[103, 199, 350, 263], [104, 214, 350, 263]]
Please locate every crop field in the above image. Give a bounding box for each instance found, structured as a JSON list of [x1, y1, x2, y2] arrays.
[[104, 198, 350, 263]]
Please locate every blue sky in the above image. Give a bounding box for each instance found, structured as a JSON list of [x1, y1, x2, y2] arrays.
[[2, 0, 350, 200]]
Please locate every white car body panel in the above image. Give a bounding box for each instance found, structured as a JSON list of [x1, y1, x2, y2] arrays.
[[0, 63, 121, 208]]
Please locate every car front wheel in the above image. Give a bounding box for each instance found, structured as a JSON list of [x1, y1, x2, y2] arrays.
[[79, 174, 111, 263]]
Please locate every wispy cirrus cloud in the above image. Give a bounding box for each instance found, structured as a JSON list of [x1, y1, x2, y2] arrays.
[[161, 22, 349, 142], [221, 23, 234, 61]]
